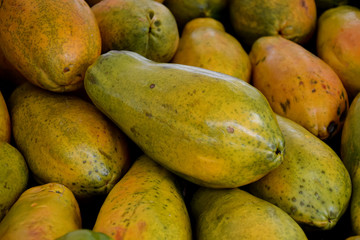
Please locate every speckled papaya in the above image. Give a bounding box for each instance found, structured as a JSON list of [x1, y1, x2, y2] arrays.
[[0, 142, 28, 221], [171, 17, 251, 82], [84, 50, 284, 188], [250, 36, 348, 140], [0, 91, 10, 143], [341, 93, 360, 234], [0, 183, 81, 240], [93, 155, 192, 240], [190, 187, 308, 240], [229, 0, 317, 46], [0, 0, 101, 92], [56, 229, 112, 240], [9, 83, 130, 198], [91, 0, 178, 62], [317, 5, 360, 99], [249, 115, 352, 230]]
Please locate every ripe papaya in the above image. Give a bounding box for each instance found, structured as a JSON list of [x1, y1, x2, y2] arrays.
[[0, 91, 10, 142], [84, 50, 284, 188], [91, 0, 178, 63], [9, 83, 130, 198], [0, 142, 28, 221], [0, 183, 81, 240], [249, 115, 352, 230], [341, 93, 360, 234], [317, 5, 360, 99], [172, 17, 251, 83], [250, 36, 348, 140], [190, 187, 308, 240], [93, 155, 192, 240], [229, 0, 317, 46], [0, 0, 101, 92]]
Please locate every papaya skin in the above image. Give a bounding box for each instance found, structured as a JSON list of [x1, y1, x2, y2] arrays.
[[171, 18, 251, 83], [93, 155, 192, 240], [190, 187, 308, 240], [0, 91, 10, 143], [250, 36, 348, 140], [91, 0, 178, 63], [229, 0, 317, 46], [341, 93, 360, 234], [0, 183, 81, 240], [0, 0, 101, 92], [84, 50, 284, 188], [249, 115, 352, 230], [56, 229, 112, 240], [317, 5, 360, 99], [0, 142, 28, 221], [9, 83, 130, 198]]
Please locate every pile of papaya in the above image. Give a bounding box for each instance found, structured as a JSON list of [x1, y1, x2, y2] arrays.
[[1, 0, 360, 239]]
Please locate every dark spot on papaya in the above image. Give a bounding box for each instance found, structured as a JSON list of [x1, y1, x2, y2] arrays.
[[83, 160, 86, 164], [280, 99, 290, 114], [337, 106, 341, 116], [340, 104, 347, 122], [145, 112, 152, 118], [148, 10, 155, 19], [310, 79, 317, 84], [72, 182, 76, 185], [312, 89, 316, 93], [150, 84, 155, 89], [290, 206, 297, 213], [292, 197, 297, 202], [299, 191, 303, 194], [76, 73, 82, 79], [328, 188, 333, 192], [63, 67, 70, 73], [56, 190, 61, 194], [327, 121, 337, 136], [154, 20, 161, 27], [226, 126, 234, 133], [301, 0, 308, 10], [300, 201, 305, 206], [299, 81, 304, 86], [99, 148, 112, 160]]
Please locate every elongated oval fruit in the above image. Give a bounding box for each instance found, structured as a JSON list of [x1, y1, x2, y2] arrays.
[[9, 83, 130, 198], [250, 35, 348, 140], [84, 50, 285, 188], [341, 93, 360, 234], [93, 155, 192, 240], [0, 183, 81, 240], [249, 115, 352, 230], [190, 187, 308, 240], [0, 0, 101, 92]]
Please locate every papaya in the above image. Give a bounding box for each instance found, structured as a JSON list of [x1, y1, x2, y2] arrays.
[[229, 0, 317, 46], [163, 0, 228, 30], [91, 0, 178, 63], [9, 83, 130, 198], [93, 155, 192, 240], [84, 50, 285, 188], [0, 0, 101, 92], [249, 115, 352, 230], [317, 5, 360, 99], [341, 93, 360, 234], [250, 36, 348, 140], [0, 183, 81, 240], [0, 142, 28, 221], [190, 187, 308, 240], [56, 229, 112, 240], [171, 17, 251, 83], [0, 91, 10, 143]]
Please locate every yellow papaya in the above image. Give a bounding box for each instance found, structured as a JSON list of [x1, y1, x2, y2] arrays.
[[9, 83, 130, 198], [0, 142, 28, 221], [93, 155, 192, 240], [92, 0, 178, 63], [0, 0, 101, 92], [229, 0, 317, 46], [250, 36, 348, 140], [341, 93, 360, 234], [190, 187, 308, 240], [249, 115, 352, 230], [317, 5, 360, 99], [0, 91, 10, 143], [84, 50, 284, 188], [171, 17, 251, 83], [0, 183, 81, 240]]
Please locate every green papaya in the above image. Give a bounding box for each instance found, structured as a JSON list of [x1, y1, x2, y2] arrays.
[[190, 187, 308, 240], [0, 183, 81, 240], [84, 50, 285, 188], [0, 142, 28, 221], [56, 229, 112, 240], [341, 93, 360, 234], [93, 155, 192, 240], [9, 83, 130, 198], [249, 115, 352, 230]]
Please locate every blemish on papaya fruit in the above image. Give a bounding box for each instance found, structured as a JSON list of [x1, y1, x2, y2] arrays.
[[340, 105, 347, 122], [280, 99, 290, 114], [312, 89, 316, 93], [290, 206, 297, 214], [145, 112, 152, 118], [226, 126, 234, 133], [63, 67, 70, 73], [327, 121, 337, 135], [148, 10, 155, 19], [150, 83, 155, 88], [154, 20, 161, 27]]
